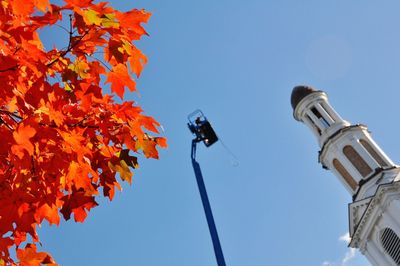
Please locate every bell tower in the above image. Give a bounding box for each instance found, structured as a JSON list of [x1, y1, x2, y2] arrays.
[[292, 85, 400, 265]]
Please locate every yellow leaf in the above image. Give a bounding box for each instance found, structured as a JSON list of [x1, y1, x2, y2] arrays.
[[64, 82, 74, 92], [83, 9, 102, 25], [8, 96, 18, 112], [101, 13, 119, 28], [108, 161, 132, 184], [68, 60, 90, 79]]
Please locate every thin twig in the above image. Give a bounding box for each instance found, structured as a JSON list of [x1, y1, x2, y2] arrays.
[[86, 53, 112, 71], [54, 24, 70, 34], [46, 30, 89, 68]]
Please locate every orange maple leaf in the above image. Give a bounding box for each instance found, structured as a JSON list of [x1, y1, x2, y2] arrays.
[[34, 204, 60, 226], [17, 244, 56, 266], [116, 9, 151, 34], [64, 0, 93, 8], [105, 64, 136, 99], [156, 137, 168, 148], [10, 0, 35, 16], [33, 0, 51, 13], [11, 125, 37, 159]]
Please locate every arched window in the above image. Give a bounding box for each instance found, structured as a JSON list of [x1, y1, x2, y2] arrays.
[[333, 159, 357, 190], [381, 228, 400, 264], [343, 145, 372, 177], [360, 139, 388, 167]]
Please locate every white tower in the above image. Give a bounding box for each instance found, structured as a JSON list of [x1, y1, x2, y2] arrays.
[[292, 86, 400, 266]]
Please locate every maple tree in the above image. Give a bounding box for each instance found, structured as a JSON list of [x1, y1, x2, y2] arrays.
[[0, 0, 166, 264]]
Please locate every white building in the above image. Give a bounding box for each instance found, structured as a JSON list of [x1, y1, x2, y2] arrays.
[[292, 86, 400, 266]]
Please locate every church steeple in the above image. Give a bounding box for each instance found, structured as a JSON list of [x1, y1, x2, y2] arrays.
[[291, 85, 395, 197], [292, 85, 400, 266]]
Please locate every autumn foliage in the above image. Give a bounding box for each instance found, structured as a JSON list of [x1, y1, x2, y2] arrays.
[[0, 0, 166, 264]]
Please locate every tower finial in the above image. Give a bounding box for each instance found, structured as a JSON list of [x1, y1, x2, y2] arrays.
[[291, 85, 316, 110]]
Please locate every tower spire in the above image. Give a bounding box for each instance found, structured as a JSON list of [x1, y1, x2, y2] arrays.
[[292, 85, 395, 197], [291, 86, 400, 266], [292, 85, 400, 266]]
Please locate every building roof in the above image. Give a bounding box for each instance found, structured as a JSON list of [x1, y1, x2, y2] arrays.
[[291, 85, 316, 110]]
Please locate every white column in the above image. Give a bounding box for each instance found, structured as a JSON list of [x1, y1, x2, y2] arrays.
[[319, 101, 343, 122], [364, 134, 395, 167], [339, 145, 363, 183], [302, 115, 321, 139], [306, 110, 326, 131], [315, 103, 335, 124], [351, 138, 380, 173]]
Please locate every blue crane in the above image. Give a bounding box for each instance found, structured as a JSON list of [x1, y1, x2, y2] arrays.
[[188, 110, 226, 266]]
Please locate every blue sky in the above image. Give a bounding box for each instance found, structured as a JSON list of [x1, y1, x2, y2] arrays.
[[35, 0, 400, 265]]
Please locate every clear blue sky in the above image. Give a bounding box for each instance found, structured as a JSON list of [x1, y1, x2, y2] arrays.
[[36, 0, 400, 265]]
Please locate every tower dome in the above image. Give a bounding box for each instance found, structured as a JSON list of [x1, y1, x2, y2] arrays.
[[291, 85, 316, 110]]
